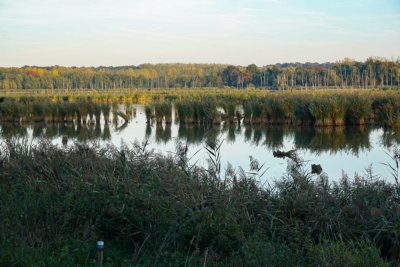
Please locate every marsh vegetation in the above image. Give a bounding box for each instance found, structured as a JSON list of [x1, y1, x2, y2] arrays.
[[1, 89, 400, 266], [0, 140, 399, 266], [1, 90, 400, 127]]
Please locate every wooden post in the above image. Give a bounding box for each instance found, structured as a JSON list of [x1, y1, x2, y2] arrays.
[[96, 240, 104, 267]]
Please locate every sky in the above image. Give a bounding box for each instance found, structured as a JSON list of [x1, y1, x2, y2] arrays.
[[0, 0, 399, 67]]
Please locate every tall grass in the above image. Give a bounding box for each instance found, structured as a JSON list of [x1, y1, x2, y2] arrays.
[[0, 140, 398, 266], [0, 90, 400, 127]]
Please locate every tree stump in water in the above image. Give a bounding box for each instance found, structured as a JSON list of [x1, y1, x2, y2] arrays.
[[62, 136, 68, 146], [273, 149, 297, 159], [311, 164, 322, 174]]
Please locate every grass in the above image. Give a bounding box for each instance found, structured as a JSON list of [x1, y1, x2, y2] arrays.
[[1, 89, 400, 127], [0, 140, 399, 266]]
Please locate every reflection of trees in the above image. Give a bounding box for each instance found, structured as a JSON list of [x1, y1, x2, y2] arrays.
[[381, 129, 400, 148]]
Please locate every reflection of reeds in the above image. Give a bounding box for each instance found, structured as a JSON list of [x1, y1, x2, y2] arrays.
[[145, 105, 153, 124], [32, 123, 46, 138], [0, 123, 28, 138], [263, 127, 285, 150], [94, 123, 102, 138], [155, 124, 172, 144], [227, 126, 236, 142], [344, 126, 371, 155], [178, 124, 209, 144], [44, 123, 58, 138], [252, 127, 263, 145], [58, 123, 77, 139], [244, 124, 253, 142], [77, 124, 89, 142], [381, 129, 400, 148], [145, 123, 152, 139], [102, 123, 111, 140]]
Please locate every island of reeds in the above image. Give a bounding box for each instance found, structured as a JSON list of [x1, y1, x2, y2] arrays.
[[1, 89, 400, 127]]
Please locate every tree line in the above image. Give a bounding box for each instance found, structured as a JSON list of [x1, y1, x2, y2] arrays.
[[0, 57, 399, 90]]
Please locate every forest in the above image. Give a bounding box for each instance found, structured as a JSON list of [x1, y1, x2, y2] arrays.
[[0, 57, 399, 90]]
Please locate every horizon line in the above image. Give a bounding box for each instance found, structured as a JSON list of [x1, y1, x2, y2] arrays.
[[1, 56, 400, 68]]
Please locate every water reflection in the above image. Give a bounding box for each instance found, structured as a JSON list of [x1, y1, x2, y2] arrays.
[[0, 122, 112, 142], [155, 124, 172, 143], [153, 123, 378, 155], [178, 125, 208, 145], [0, 120, 398, 157], [0, 123, 29, 138], [292, 126, 371, 155], [380, 129, 400, 148]]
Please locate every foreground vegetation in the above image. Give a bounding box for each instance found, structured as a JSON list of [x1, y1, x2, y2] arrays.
[[0, 140, 399, 266], [1, 89, 400, 127]]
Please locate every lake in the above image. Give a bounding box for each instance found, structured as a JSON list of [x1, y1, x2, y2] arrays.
[[1, 104, 399, 182]]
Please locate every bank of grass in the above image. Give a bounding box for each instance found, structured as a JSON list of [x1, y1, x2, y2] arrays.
[[0, 140, 399, 266]]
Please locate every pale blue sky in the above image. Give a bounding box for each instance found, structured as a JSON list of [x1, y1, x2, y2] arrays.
[[0, 0, 399, 66]]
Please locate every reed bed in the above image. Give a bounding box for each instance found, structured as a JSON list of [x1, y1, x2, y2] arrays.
[[0, 97, 118, 125], [0, 90, 400, 127], [0, 140, 398, 266]]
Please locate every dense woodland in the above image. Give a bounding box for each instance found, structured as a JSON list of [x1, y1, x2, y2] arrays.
[[0, 57, 399, 90]]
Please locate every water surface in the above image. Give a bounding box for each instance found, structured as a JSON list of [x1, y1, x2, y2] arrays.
[[1, 104, 399, 182]]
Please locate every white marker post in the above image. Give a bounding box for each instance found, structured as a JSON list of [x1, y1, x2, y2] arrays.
[[96, 240, 104, 267]]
